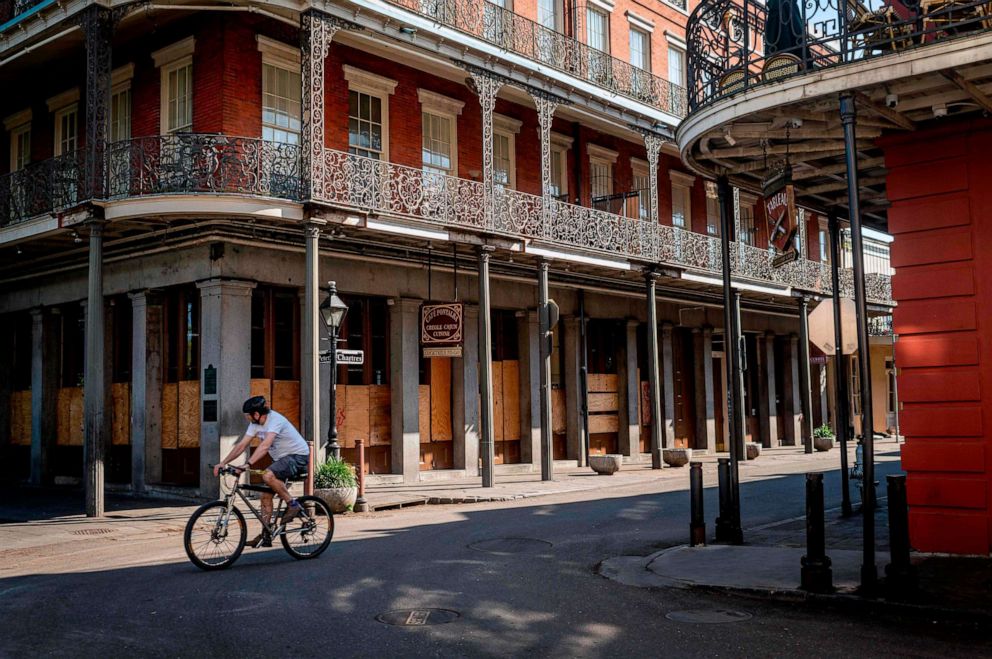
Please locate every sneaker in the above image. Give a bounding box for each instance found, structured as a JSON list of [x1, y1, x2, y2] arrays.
[[281, 502, 302, 525], [248, 531, 272, 548]]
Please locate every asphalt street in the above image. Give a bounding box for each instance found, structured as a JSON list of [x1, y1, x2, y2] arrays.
[[1, 448, 989, 658]]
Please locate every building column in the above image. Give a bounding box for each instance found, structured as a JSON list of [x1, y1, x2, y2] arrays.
[[694, 326, 716, 453], [129, 291, 163, 492], [519, 310, 540, 466], [81, 5, 112, 200], [468, 69, 504, 231], [301, 221, 323, 487], [301, 9, 342, 202], [84, 222, 106, 516], [30, 308, 58, 487], [798, 296, 815, 453], [389, 297, 422, 483], [530, 91, 562, 238], [787, 333, 802, 446], [661, 322, 676, 449], [819, 364, 829, 430], [453, 304, 480, 475], [563, 316, 583, 463], [477, 247, 496, 486], [643, 133, 663, 223], [622, 319, 640, 457], [197, 278, 256, 499], [764, 332, 780, 446], [645, 274, 663, 468]]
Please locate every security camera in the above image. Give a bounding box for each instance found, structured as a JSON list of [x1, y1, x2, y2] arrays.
[[933, 103, 948, 119], [885, 93, 898, 109]]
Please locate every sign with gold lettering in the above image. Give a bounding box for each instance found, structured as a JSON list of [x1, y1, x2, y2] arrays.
[[763, 167, 799, 267], [421, 302, 464, 358]]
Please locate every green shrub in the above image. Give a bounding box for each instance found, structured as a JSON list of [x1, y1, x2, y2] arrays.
[[813, 424, 835, 439], [314, 456, 357, 489]]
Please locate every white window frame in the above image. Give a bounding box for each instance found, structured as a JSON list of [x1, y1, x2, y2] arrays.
[[153, 37, 195, 134], [631, 157, 650, 220], [419, 89, 464, 176], [627, 13, 653, 71], [670, 169, 695, 229], [586, 4, 611, 53], [343, 66, 397, 162], [47, 88, 80, 157], [493, 113, 521, 190], [550, 131, 572, 200], [739, 191, 758, 245], [538, 0, 562, 30], [110, 64, 134, 143], [818, 218, 830, 263], [705, 180, 720, 236], [588, 144, 617, 202], [258, 36, 302, 145], [5, 109, 31, 172]]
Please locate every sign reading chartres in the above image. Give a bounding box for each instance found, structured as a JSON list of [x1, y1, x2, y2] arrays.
[[763, 167, 799, 267], [421, 302, 464, 358]]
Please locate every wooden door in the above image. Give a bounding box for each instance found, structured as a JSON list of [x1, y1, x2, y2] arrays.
[[672, 329, 696, 449], [713, 354, 727, 452], [420, 357, 454, 470]]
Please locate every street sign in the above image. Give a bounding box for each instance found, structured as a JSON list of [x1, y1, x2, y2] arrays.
[[319, 349, 365, 364], [807, 298, 858, 355], [423, 346, 463, 358]]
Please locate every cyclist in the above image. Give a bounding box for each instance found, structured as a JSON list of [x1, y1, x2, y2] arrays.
[[214, 395, 310, 548]]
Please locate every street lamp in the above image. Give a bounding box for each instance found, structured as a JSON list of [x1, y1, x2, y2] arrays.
[[320, 280, 348, 461]]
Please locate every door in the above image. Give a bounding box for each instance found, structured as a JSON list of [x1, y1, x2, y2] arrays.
[[420, 357, 454, 470], [492, 310, 521, 464], [587, 320, 621, 455], [672, 329, 696, 449], [713, 353, 727, 452]]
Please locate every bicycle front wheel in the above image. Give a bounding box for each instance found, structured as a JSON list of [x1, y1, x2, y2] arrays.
[[184, 501, 247, 571], [280, 495, 334, 560]]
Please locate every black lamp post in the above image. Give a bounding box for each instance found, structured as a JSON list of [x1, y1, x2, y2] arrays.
[[320, 280, 348, 461]]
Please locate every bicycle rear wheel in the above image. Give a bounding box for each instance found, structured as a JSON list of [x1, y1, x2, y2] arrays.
[[184, 501, 247, 570], [280, 495, 334, 560]]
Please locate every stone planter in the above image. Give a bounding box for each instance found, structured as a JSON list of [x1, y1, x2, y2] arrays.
[[745, 442, 762, 460], [589, 454, 623, 475], [316, 487, 358, 514], [663, 447, 693, 467], [814, 436, 834, 452]]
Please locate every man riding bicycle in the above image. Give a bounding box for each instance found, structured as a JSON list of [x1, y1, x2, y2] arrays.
[[214, 396, 310, 548]]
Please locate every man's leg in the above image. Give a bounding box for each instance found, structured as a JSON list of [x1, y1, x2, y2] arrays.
[[262, 470, 292, 504], [249, 492, 275, 548]]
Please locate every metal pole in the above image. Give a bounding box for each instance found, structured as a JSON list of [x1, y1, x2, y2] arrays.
[[84, 221, 105, 517], [326, 281, 341, 462], [885, 474, 916, 592], [829, 212, 853, 517], [717, 176, 744, 544], [538, 260, 554, 481], [645, 273, 664, 470], [690, 461, 705, 546], [798, 296, 815, 455], [839, 92, 877, 591], [478, 247, 496, 487], [578, 289, 590, 467], [303, 222, 321, 495], [800, 472, 834, 593], [354, 438, 369, 513], [715, 457, 732, 542]]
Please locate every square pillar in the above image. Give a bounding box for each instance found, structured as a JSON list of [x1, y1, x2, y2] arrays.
[[390, 298, 422, 483], [694, 326, 716, 453], [620, 320, 639, 457], [30, 308, 58, 486], [453, 304, 479, 474], [661, 322, 676, 448], [520, 310, 541, 466], [129, 291, 164, 492], [786, 334, 802, 446], [563, 316, 583, 463], [763, 332, 780, 447], [197, 279, 256, 498]]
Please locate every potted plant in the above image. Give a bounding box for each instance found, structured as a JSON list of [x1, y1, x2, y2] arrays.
[[813, 424, 835, 452], [314, 456, 358, 513]]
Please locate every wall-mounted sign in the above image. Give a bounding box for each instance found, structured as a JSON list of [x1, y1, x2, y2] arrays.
[[421, 303, 464, 358], [203, 365, 217, 396], [763, 167, 799, 267], [319, 349, 365, 364]]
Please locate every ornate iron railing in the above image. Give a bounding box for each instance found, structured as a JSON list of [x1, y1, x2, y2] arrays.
[[107, 134, 302, 200], [386, 0, 687, 116], [686, 0, 992, 111], [0, 149, 85, 227], [868, 314, 893, 335], [0, 0, 46, 24]]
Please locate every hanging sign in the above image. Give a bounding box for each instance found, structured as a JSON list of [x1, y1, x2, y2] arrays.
[[763, 167, 799, 267], [421, 302, 464, 358]]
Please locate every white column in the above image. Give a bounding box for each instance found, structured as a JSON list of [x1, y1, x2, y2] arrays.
[[301, 221, 323, 484], [84, 222, 106, 516], [30, 308, 58, 487], [621, 319, 640, 457], [661, 322, 676, 448], [129, 291, 164, 492], [522, 309, 542, 466], [390, 298, 422, 482], [453, 304, 480, 474]]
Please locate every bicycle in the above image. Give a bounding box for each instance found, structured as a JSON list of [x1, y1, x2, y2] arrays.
[[183, 465, 334, 570]]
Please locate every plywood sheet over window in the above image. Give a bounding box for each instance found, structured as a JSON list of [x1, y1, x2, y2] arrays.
[[551, 388, 566, 434], [57, 387, 84, 446], [272, 380, 300, 429], [369, 385, 391, 445], [337, 384, 392, 448], [111, 383, 130, 446], [10, 390, 32, 446], [418, 359, 454, 443], [587, 372, 619, 455], [162, 381, 200, 449]]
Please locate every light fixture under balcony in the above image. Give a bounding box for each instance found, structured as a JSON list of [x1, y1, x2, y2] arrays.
[[399, 26, 417, 35]]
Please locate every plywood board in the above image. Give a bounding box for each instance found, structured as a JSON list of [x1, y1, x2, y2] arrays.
[[177, 380, 200, 448], [418, 384, 431, 444], [551, 388, 567, 434], [430, 358, 453, 442], [11, 390, 31, 446], [161, 383, 178, 449], [272, 380, 301, 429], [68, 388, 84, 447], [112, 383, 130, 446], [492, 361, 504, 442], [588, 392, 619, 413], [588, 413, 619, 434], [341, 384, 370, 449], [640, 381, 652, 426], [56, 388, 72, 447], [502, 360, 520, 441], [250, 378, 272, 401], [587, 373, 619, 393], [369, 385, 391, 446]]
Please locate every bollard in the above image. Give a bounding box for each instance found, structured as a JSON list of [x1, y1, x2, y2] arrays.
[[690, 462, 706, 547], [885, 474, 916, 593], [714, 458, 732, 543], [800, 472, 833, 593], [354, 439, 370, 513]]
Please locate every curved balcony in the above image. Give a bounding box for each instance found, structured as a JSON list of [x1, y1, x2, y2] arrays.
[[385, 0, 687, 117]]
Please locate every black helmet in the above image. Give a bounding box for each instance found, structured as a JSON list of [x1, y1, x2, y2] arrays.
[[242, 396, 269, 415]]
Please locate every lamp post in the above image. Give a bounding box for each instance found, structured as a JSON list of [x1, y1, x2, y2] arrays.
[[320, 280, 349, 461]]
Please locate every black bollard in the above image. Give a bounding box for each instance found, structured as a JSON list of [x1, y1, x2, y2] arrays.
[[690, 462, 706, 547], [885, 474, 917, 593], [800, 472, 834, 593], [715, 458, 732, 543]]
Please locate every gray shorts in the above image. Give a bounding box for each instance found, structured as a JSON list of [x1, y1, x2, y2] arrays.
[[269, 454, 309, 481]]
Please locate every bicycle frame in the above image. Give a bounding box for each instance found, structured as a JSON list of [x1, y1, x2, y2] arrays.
[[218, 472, 288, 536]]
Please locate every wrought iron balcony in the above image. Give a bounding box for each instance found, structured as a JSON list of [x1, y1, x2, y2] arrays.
[[0, 0, 46, 25], [686, 0, 992, 112], [0, 149, 86, 227], [386, 0, 687, 116]]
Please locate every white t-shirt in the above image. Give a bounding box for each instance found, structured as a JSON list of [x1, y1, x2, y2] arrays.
[[246, 410, 309, 461]]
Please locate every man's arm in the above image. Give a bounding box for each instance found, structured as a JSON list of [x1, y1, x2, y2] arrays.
[[245, 432, 277, 467], [214, 433, 253, 476]]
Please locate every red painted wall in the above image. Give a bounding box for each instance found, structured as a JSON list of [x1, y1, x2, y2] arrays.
[[882, 119, 992, 556]]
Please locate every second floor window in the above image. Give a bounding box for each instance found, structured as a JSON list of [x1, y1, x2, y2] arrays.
[[739, 199, 756, 246], [668, 46, 686, 87], [494, 132, 513, 188], [550, 148, 566, 199], [587, 8, 609, 52], [422, 112, 454, 175], [165, 61, 193, 133], [54, 105, 78, 156], [349, 91, 384, 159], [11, 124, 30, 171], [538, 0, 560, 30], [630, 28, 649, 70], [705, 181, 720, 235], [263, 64, 302, 144], [632, 164, 650, 220], [590, 159, 612, 201], [819, 225, 830, 263], [111, 88, 131, 142]]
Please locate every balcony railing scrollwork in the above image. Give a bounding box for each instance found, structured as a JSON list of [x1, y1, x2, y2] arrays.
[[389, 0, 687, 116], [0, 149, 86, 228]]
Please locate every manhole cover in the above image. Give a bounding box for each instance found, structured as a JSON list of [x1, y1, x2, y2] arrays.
[[666, 609, 752, 624], [71, 528, 113, 536], [468, 538, 553, 555], [376, 609, 460, 626]]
